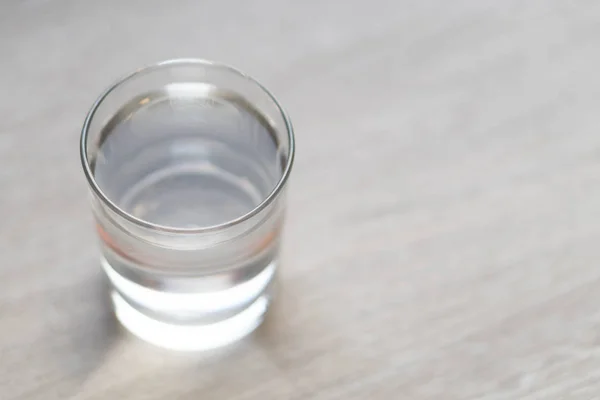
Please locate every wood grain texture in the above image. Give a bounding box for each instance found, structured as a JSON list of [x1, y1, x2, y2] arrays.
[[2, 0, 600, 398]]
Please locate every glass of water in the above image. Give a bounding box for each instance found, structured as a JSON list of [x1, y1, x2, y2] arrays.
[[80, 59, 295, 350]]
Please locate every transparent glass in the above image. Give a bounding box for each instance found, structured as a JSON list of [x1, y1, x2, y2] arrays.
[[80, 59, 295, 350]]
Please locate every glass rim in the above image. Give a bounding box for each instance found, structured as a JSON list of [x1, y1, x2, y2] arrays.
[[80, 58, 295, 234]]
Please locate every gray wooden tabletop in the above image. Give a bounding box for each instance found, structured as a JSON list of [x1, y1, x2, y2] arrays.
[[2, 0, 600, 398]]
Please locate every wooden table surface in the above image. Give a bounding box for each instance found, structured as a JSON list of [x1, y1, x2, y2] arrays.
[[3, 1, 600, 398]]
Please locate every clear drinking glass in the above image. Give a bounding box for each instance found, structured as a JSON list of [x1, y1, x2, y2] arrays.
[[80, 59, 295, 350]]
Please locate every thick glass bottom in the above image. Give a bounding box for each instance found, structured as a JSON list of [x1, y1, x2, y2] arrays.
[[111, 290, 269, 351]]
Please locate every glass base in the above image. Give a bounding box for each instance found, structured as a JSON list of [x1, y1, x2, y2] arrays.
[[111, 290, 269, 351]]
